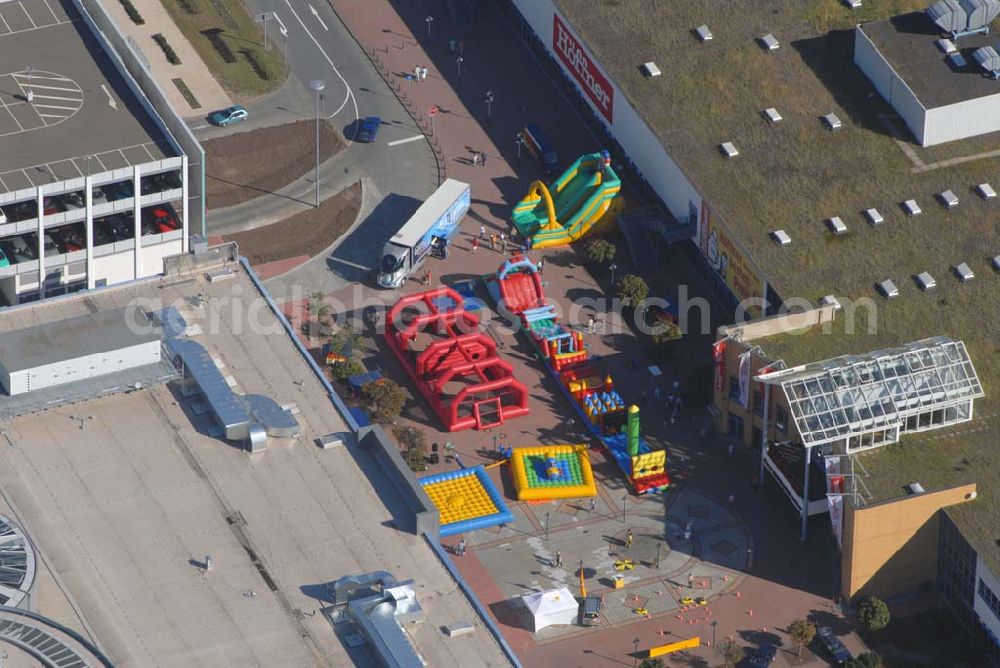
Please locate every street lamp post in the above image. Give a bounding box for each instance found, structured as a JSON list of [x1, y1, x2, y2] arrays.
[[655, 542, 661, 569], [456, 56, 464, 80], [25, 65, 33, 103], [515, 132, 523, 162], [632, 638, 640, 668], [621, 494, 627, 523], [425, 15, 433, 37], [485, 89, 494, 122], [404, 73, 414, 99], [544, 510, 550, 541], [711, 620, 718, 651], [309, 79, 326, 208], [609, 261, 618, 287]]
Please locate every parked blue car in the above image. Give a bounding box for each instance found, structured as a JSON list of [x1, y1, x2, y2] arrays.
[[357, 116, 382, 142], [208, 105, 248, 127]]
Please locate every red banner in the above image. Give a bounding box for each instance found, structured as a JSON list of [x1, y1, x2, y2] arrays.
[[553, 14, 614, 123], [712, 339, 727, 392]]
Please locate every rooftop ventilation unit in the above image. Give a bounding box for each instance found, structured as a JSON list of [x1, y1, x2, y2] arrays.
[[903, 199, 923, 215], [827, 217, 848, 235], [720, 142, 739, 158], [928, 0, 1000, 39], [908, 482, 926, 494], [820, 295, 843, 310], [977, 182, 997, 198], [696, 25, 713, 42], [823, 113, 843, 130], [937, 37, 959, 52], [916, 271, 937, 290], [772, 229, 791, 245], [954, 262, 975, 281], [865, 208, 884, 225], [763, 107, 782, 123], [878, 279, 899, 298], [642, 62, 662, 77], [973, 45, 1000, 76], [938, 189, 959, 207], [760, 34, 780, 51], [948, 52, 969, 68]]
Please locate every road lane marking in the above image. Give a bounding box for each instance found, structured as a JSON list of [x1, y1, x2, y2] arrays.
[[100, 84, 117, 110], [283, 0, 358, 141], [387, 134, 424, 147], [308, 4, 327, 30]]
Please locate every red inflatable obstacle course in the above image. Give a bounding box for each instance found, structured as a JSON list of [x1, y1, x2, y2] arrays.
[[384, 286, 530, 431]]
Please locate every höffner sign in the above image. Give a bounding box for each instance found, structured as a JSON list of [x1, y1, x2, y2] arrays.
[[552, 14, 614, 123]]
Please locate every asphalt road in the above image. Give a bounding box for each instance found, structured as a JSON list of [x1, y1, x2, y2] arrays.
[[195, 0, 438, 267]]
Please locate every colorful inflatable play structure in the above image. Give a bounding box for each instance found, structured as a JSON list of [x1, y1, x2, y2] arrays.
[[486, 256, 670, 494], [420, 466, 513, 537], [511, 151, 621, 249], [509, 445, 597, 501], [384, 286, 530, 431]]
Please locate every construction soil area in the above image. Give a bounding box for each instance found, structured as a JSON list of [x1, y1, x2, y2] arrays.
[[222, 181, 361, 265], [203, 120, 345, 209]]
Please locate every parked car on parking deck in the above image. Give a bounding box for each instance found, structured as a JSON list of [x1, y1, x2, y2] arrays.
[[52, 226, 85, 252], [357, 116, 382, 143], [142, 205, 179, 233], [0, 236, 36, 263], [209, 105, 248, 127], [0, 247, 9, 268]]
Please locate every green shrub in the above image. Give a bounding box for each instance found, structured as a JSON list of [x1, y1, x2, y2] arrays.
[[616, 273, 649, 307], [242, 47, 274, 81], [330, 359, 364, 381], [153, 33, 181, 65], [118, 0, 144, 24], [584, 238, 616, 265], [361, 379, 406, 424], [857, 596, 890, 634], [393, 426, 427, 472]]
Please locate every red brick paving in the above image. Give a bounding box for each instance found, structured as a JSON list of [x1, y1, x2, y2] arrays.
[[252, 254, 310, 281], [328, 1, 866, 665]]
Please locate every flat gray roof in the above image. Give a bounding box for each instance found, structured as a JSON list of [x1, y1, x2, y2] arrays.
[[0, 307, 160, 374], [861, 13, 1000, 109], [0, 267, 511, 667], [0, 0, 173, 194]]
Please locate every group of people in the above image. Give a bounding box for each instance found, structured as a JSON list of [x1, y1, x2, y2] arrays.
[[470, 151, 489, 167], [412, 65, 428, 82], [471, 225, 511, 254]]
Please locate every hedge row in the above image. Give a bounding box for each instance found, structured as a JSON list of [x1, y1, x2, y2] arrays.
[[242, 48, 274, 81], [152, 33, 181, 65], [118, 0, 144, 24]]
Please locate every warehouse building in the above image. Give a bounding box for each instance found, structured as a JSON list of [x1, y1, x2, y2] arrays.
[[855, 6, 1000, 146], [0, 0, 202, 306], [496, 0, 1000, 657]]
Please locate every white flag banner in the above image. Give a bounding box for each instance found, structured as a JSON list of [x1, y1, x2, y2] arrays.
[[737, 351, 751, 409], [828, 495, 844, 548]]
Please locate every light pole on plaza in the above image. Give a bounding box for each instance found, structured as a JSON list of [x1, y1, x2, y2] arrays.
[[310, 79, 326, 207], [425, 15, 433, 37], [485, 89, 494, 122]]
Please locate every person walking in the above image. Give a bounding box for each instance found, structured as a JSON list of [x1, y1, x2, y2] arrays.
[[554, 550, 562, 567], [489, 234, 497, 251], [688, 573, 695, 589], [422, 269, 432, 286], [500, 235, 507, 254], [625, 528, 633, 550], [414, 65, 421, 81], [457, 538, 466, 556], [480, 224, 486, 239], [471, 237, 479, 254], [587, 316, 595, 335], [537, 257, 545, 274], [420, 66, 428, 81], [471, 153, 480, 167], [480, 151, 488, 166], [589, 497, 596, 512]]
